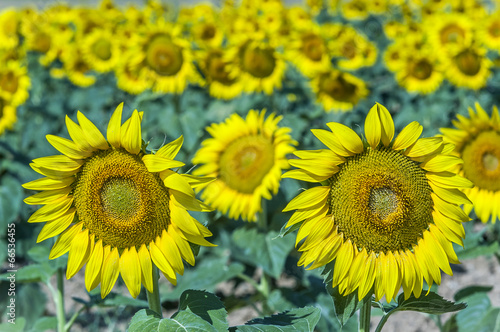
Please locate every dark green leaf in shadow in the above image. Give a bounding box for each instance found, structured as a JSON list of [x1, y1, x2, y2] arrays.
[[395, 292, 467, 315], [177, 290, 228, 331], [230, 306, 321, 332]]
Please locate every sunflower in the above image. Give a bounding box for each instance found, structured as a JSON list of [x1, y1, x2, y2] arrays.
[[329, 27, 377, 71], [478, 12, 500, 51], [286, 24, 332, 77], [196, 48, 242, 100], [311, 69, 369, 112], [50, 46, 96, 88], [395, 52, 444, 94], [283, 103, 472, 301], [426, 13, 473, 52], [192, 110, 296, 222], [228, 39, 286, 95], [81, 28, 121, 73], [23, 103, 215, 299], [0, 9, 19, 51], [0, 60, 30, 107], [444, 44, 492, 90], [0, 95, 16, 135], [441, 103, 500, 223], [129, 20, 202, 94], [114, 55, 152, 95]]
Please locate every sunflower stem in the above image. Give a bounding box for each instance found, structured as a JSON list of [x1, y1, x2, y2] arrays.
[[359, 294, 372, 332], [147, 265, 163, 318], [257, 199, 267, 231], [55, 268, 66, 332]]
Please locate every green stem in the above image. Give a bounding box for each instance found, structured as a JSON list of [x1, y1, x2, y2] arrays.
[[257, 199, 267, 231], [375, 313, 390, 332], [64, 307, 84, 332], [54, 268, 66, 332], [147, 265, 162, 318], [359, 295, 372, 332], [237, 273, 260, 290]]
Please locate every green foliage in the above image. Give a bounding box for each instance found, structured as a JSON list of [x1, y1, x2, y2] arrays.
[[129, 290, 320, 332]]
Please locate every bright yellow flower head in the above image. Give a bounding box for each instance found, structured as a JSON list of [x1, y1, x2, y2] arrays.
[[23, 103, 215, 299], [283, 103, 472, 302], [193, 110, 297, 222], [441, 103, 500, 223], [0, 95, 16, 136]]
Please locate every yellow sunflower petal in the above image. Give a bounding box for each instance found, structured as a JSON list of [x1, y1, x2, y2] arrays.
[[66, 229, 91, 279], [121, 110, 142, 154], [377, 103, 395, 147], [365, 104, 382, 149], [420, 155, 463, 172], [24, 188, 72, 205], [326, 122, 364, 154], [46, 135, 92, 159], [85, 239, 104, 292], [27, 196, 74, 223], [65, 116, 94, 152], [36, 208, 75, 242], [49, 223, 83, 259], [311, 129, 353, 157], [101, 247, 120, 298], [138, 244, 154, 293], [32, 155, 83, 171], [149, 239, 176, 281], [107, 102, 123, 148], [22, 177, 74, 191], [142, 155, 185, 173], [159, 230, 184, 275], [161, 170, 194, 197], [156, 136, 184, 159], [392, 121, 423, 150], [283, 186, 330, 212], [77, 111, 109, 150], [119, 247, 142, 299]]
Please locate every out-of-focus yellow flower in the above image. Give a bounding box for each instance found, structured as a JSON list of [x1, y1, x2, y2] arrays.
[[0, 61, 30, 107], [0, 96, 16, 136], [444, 44, 492, 90]]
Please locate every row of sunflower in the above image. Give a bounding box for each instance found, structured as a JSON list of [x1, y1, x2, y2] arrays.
[[2, 0, 500, 137]]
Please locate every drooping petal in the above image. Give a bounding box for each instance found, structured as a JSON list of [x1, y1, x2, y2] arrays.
[[138, 244, 154, 293], [142, 155, 185, 173], [119, 247, 142, 298], [66, 229, 91, 279], [49, 222, 83, 259], [36, 208, 75, 242], [101, 247, 120, 298], [85, 239, 104, 292], [156, 136, 184, 159]]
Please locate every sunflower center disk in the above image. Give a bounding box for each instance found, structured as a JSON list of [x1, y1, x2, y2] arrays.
[[329, 148, 433, 253], [146, 34, 183, 76], [219, 135, 275, 193], [92, 38, 112, 60], [241, 46, 276, 78], [462, 130, 500, 191], [369, 187, 399, 220], [411, 60, 433, 80], [455, 49, 481, 76], [0, 72, 18, 94], [320, 74, 356, 102], [100, 178, 141, 221], [440, 24, 465, 44], [302, 34, 323, 61], [74, 149, 170, 248]]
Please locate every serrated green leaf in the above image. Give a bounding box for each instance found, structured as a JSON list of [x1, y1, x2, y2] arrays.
[[178, 290, 228, 332], [395, 292, 467, 315], [231, 306, 321, 332], [230, 228, 295, 279]]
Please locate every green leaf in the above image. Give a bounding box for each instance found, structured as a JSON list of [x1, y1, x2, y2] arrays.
[[0, 317, 26, 331], [230, 306, 321, 332], [128, 309, 162, 332], [323, 261, 364, 327], [128, 309, 218, 332], [455, 292, 491, 332], [275, 219, 301, 239], [475, 308, 500, 332], [457, 241, 499, 260], [395, 292, 467, 315], [454, 285, 493, 301], [167, 311, 218, 332], [230, 228, 295, 279], [29, 316, 57, 332], [178, 290, 228, 332], [0, 175, 23, 228]]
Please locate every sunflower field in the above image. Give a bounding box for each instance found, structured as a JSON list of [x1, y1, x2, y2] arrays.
[[1, 0, 500, 331]]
